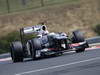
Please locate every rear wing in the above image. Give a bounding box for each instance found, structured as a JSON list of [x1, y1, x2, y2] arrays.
[[20, 25, 47, 43]]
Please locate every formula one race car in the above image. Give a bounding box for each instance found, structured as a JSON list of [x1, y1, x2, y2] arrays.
[[10, 25, 89, 63]]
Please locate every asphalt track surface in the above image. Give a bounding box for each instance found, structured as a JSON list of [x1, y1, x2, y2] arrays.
[[0, 47, 100, 75]]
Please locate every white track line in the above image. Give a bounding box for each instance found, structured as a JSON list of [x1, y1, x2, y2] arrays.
[[0, 57, 11, 62], [15, 56, 100, 75]]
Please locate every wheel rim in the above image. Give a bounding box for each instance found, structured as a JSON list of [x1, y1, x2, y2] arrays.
[[29, 41, 36, 60]]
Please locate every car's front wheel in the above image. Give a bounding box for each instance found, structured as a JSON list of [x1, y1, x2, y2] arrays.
[[75, 46, 85, 53], [72, 30, 85, 43]]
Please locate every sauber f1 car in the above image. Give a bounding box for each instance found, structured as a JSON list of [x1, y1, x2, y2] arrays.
[[10, 25, 89, 63]]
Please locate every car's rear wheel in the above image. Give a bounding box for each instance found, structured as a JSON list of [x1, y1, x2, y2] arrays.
[[72, 30, 85, 43], [29, 38, 42, 60], [72, 30, 89, 53], [10, 41, 23, 63]]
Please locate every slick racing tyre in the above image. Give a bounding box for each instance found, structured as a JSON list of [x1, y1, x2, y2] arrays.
[[72, 30, 85, 43], [75, 46, 85, 53], [10, 41, 23, 63], [29, 38, 42, 60]]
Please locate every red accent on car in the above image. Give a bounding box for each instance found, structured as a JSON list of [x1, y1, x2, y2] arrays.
[[70, 43, 80, 47], [48, 48, 57, 51]]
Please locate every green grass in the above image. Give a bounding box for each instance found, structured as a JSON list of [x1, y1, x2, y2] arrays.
[[44, 0, 79, 5], [9, 0, 41, 12], [0, 0, 80, 14], [0, 31, 20, 54], [0, 0, 8, 14], [93, 24, 100, 35]]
